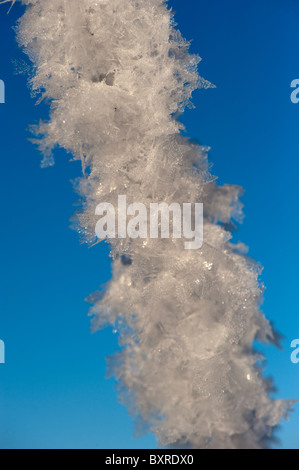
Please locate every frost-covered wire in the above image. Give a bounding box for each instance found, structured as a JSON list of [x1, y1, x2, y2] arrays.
[[7, 0, 295, 449]]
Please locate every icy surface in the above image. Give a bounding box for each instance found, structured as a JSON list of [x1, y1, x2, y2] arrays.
[[12, 0, 294, 448]]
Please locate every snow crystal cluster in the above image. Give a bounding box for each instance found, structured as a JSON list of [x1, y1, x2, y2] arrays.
[[11, 0, 293, 448]]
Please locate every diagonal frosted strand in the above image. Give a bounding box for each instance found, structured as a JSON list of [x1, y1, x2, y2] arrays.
[[12, 0, 294, 449]]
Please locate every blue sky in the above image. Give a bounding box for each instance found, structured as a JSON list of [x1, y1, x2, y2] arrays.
[[0, 0, 298, 449]]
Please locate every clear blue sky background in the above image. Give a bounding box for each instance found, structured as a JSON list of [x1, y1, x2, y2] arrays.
[[0, 0, 298, 449]]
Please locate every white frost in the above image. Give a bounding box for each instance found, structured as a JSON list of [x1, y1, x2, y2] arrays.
[[13, 0, 294, 448]]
